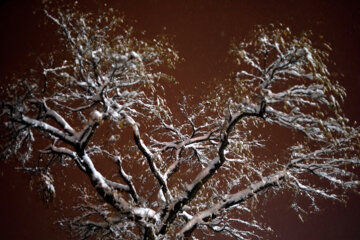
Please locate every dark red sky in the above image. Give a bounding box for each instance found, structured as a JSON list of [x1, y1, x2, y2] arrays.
[[1, 0, 360, 239]]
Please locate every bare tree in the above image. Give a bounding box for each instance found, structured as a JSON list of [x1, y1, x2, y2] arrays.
[[1, 7, 359, 240]]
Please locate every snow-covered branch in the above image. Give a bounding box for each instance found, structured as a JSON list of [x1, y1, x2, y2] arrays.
[[125, 114, 172, 203], [178, 171, 286, 238]]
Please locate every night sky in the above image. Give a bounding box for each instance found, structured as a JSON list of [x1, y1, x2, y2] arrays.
[[1, 0, 360, 239]]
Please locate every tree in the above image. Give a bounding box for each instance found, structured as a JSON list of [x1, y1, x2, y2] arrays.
[[1, 6, 359, 240]]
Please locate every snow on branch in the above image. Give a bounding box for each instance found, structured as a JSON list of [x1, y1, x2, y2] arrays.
[[178, 171, 286, 239]]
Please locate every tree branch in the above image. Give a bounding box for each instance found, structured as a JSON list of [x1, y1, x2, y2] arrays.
[[125, 114, 171, 203], [178, 171, 286, 238], [159, 106, 266, 234]]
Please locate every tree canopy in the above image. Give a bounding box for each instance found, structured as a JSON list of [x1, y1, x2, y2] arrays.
[[1, 6, 359, 240]]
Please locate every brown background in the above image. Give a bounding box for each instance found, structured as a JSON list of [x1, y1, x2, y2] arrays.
[[1, 0, 360, 239]]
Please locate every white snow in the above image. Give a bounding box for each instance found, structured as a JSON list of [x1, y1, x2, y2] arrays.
[[90, 110, 103, 121]]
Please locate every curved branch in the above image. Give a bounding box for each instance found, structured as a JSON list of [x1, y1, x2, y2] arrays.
[[42, 100, 77, 136], [159, 105, 266, 235], [178, 171, 286, 238], [116, 157, 140, 203], [163, 132, 214, 180], [17, 115, 77, 145], [124, 114, 171, 203]]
